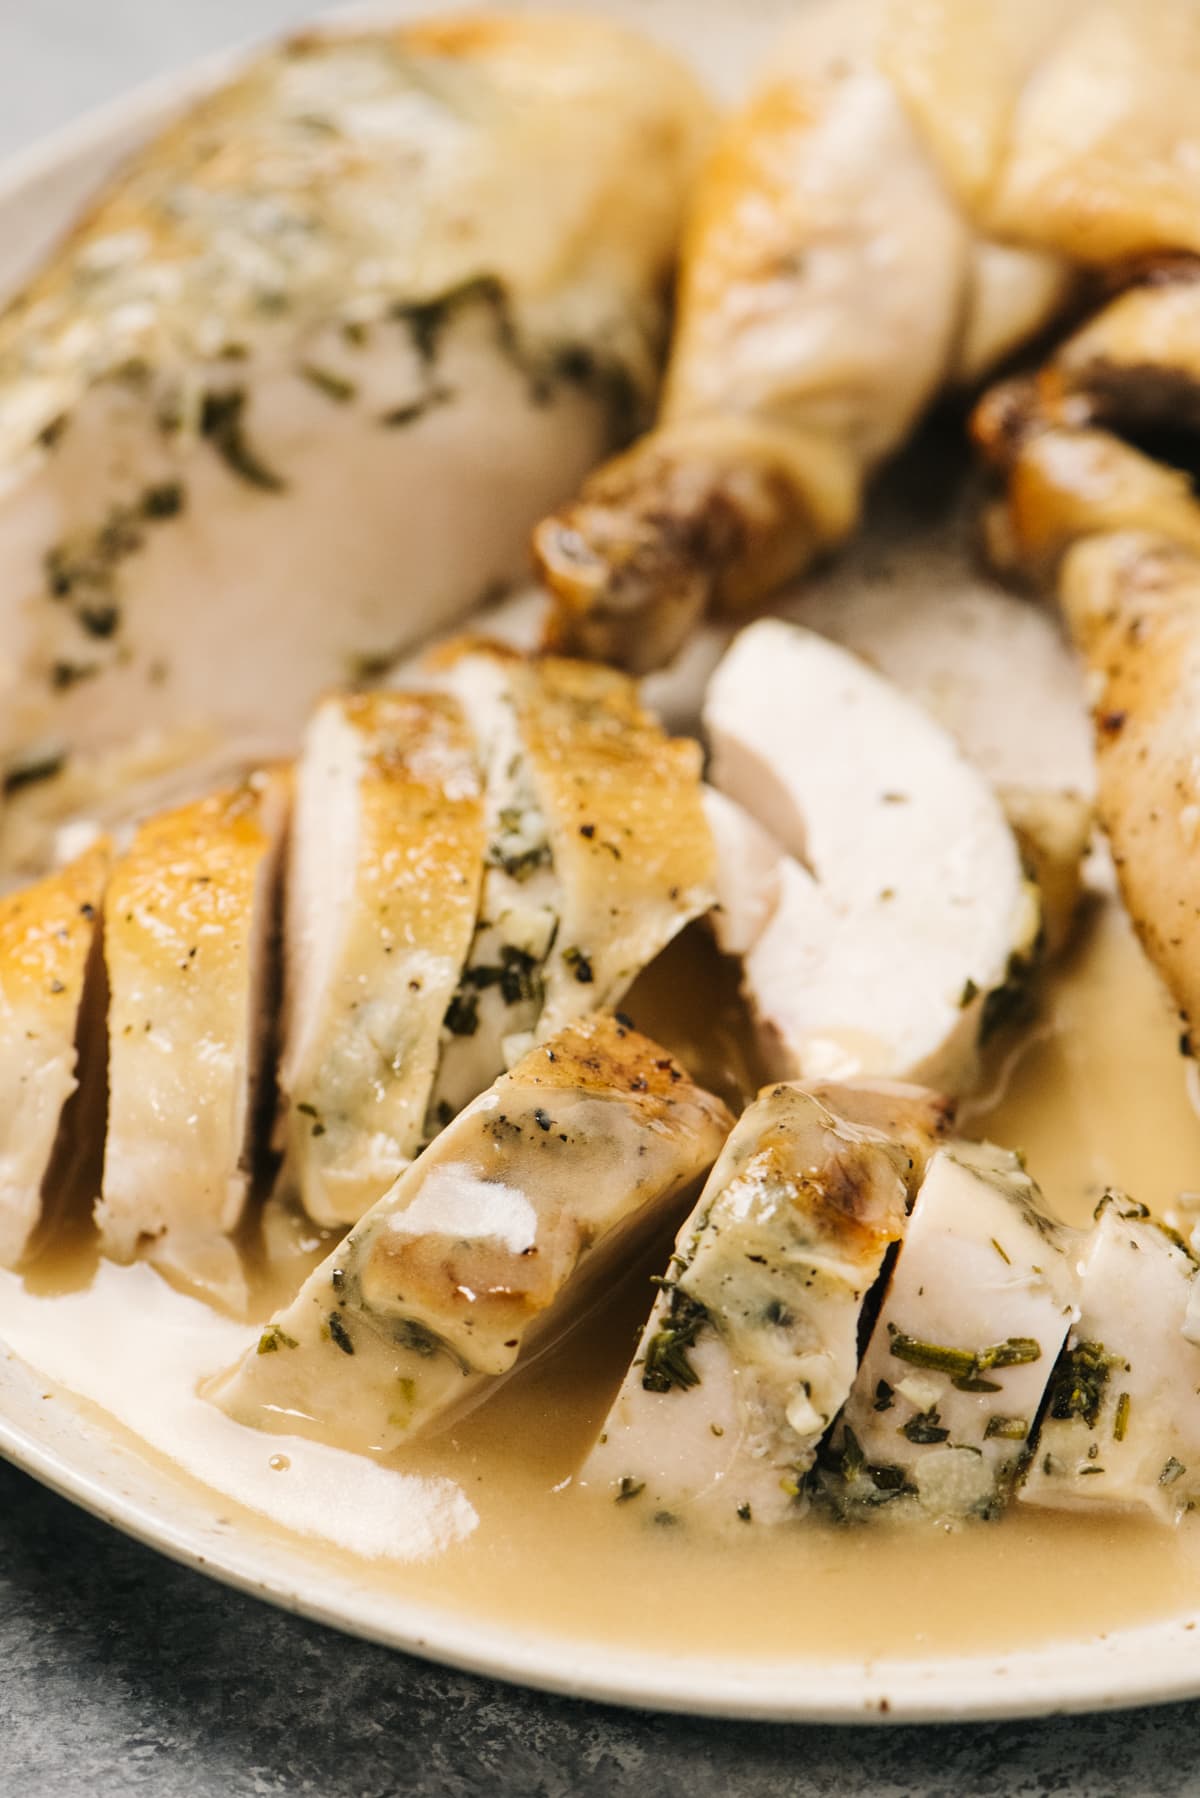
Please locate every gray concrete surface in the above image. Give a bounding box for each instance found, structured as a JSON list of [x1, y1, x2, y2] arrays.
[[4, 6, 1200, 1792]]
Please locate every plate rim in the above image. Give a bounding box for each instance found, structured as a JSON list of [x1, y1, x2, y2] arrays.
[[3, 8, 1200, 1729]]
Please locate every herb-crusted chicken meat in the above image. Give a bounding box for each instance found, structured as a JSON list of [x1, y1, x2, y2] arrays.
[[209, 1014, 731, 1453], [583, 1079, 950, 1526], [827, 1142, 1078, 1524], [0, 12, 713, 796], [95, 773, 289, 1293], [424, 645, 715, 1131], [276, 691, 486, 1229]]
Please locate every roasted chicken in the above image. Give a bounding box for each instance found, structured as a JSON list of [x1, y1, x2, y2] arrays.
[[533, 0, 1087, 671], [704, 619, 1041, 1093], [0, 12, 713, 812], [210, 1014, 730, 1453]]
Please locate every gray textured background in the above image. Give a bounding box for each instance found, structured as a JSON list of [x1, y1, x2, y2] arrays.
[[4, 6, 1200, 1793]]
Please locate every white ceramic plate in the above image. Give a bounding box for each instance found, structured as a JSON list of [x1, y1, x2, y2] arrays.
[[4, 4, 1200, 1724]]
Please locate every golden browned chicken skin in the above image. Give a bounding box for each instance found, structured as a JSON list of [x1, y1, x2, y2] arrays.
[[535, 0, 1200, 674]]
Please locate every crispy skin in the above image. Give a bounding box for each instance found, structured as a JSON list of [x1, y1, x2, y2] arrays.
[[534, 0, 1091, 670], [537, 0, 1200, 671], [1059, 532, 1200, 1041]]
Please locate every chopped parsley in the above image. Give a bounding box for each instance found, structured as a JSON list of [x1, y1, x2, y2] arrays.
[[641, 1286, 708, 1394]]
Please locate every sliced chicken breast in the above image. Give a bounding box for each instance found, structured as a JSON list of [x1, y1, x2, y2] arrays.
[[702, 788, 785, 959], [826, 1142, 1077, 1523], [277, 692, 485, 1229], [1022, 1195, 1200, 1523], [96, 772, 289, 1287], [425, 646, 715, 1124], [0, 838, 109, 1266], [0, 15, 714, 784], [208, 1014, 731, 1453], [704, 620, 1038, 1092], [582, 1079, 951, 1527]]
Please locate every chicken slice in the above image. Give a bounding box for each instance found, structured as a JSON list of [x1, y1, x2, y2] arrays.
[[1057, 532, 1200, 1046], [0, 16, 714, 779], [704, 620, 1038, 1092], [702, 788, 785, 959], [825, 1142, 1077, 1523], [425, 647, 714, 1124], [582, 1079, 951, 1527], [208, 1014, 731, 1453], [1021, 1195, 1200, 1522], [277, 692, 485, 1229], [96, 772, 289, 1290], [0, 839, 109, 1266]]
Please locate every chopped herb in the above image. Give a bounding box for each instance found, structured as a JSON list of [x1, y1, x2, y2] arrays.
[[392, 276, 512, 367], [763, 1299, 793, 1327], [959, 978, 980, 1008], [346, 647, 397, 683], [3, 751, 65, 797], [642, 1287, 708, 1393], [900, 1408, 950, 1445], [533, 1108, 552, 1132], [256, 1325, 298, 1355], [1114, 1391, 1131, 1442], [299, 362, 356, 403], [380, 386, 452, 428], [736, 1503, 752, 1523], [1047, 1339, 1123, 1430], [562, 946, 594, 985], [462, 945, 543, 1006], [393, 1318, 448, 1361], [615, 1477, 644, 1503], [839, 1425, 865, 1481], [443, 990, 480, 1036], [78, 604, 119, 639], [296, 1102, 318, 1118], [200, 388, 285, 491], [487, 839, 551, 882], [990, 1238, 1011, 1266], [327, 1312, 354, 1355], [979, 948, 1035, 1044], [51, 660, 98, 691], [141, 481, 184, 519], [984, 1415, 1029, 1441], [1161, 1457, 1187, 1487], [873, 1380, 895, 1413], [37, 414, 67, 451], [888, 1329, 1041, 1391], [653, 1511, 680, 1528]]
